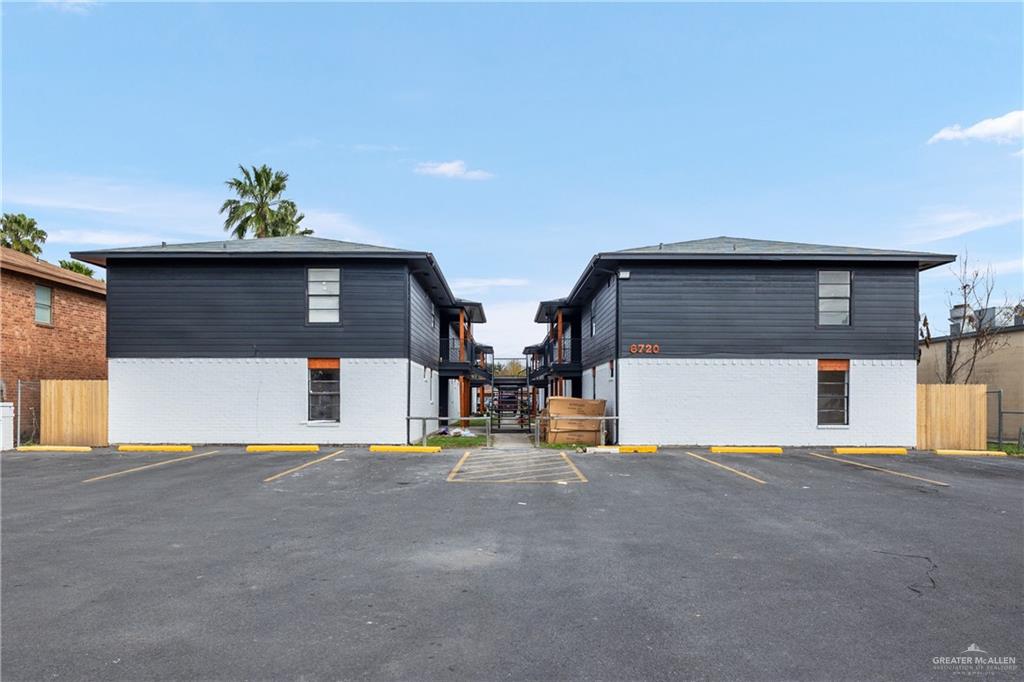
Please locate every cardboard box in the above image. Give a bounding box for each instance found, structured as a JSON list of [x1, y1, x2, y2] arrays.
[[546, 397, 607, 437], [547, 397, 606, 417], [547, 429, 602, 446]]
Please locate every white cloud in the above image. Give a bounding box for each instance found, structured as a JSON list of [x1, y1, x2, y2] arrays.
[[450, 277, 529, 293], [414, 160, 494, 181], [48, 229, 163, 246], [301, 208, 391, 246], [3, 173, 390, 249], [39, 0, 98, 14], [476, 300, 547, 357], [928, 110, 1024, 145], [904, 207, 1023, 244]]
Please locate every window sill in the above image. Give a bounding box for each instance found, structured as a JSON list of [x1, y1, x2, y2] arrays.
[[35, 322, 54, 328], [304, 421, 341, 427], [817, 424, 850, 429]]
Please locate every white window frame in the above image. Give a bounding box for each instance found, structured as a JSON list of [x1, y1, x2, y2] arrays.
[[35, 285, 53, 325], [307, 267, 340, 324]]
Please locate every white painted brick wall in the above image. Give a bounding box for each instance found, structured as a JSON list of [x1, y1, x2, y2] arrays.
[[408, 361, 439, 443], [617, 358, 916, 446], [109, 358, 408, 444], [581, 362, 617, 441], [447, 379, 460, 428]]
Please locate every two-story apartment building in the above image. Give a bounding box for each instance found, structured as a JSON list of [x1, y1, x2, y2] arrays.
[[530, 237, 955, 446], [72, 236, 487, 445], [0, 246, 107, 444]]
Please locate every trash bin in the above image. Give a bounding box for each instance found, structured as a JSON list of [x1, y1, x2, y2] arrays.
[[0, 402, 14, 451]]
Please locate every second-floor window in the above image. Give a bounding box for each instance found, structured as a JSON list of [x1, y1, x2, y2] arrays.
[[307, 268, 340, 323], [35, 285, 53, 325], [818, 270, 851, 326]]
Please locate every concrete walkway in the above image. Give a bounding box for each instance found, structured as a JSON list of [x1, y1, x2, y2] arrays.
[[489, 432, 533, 450]]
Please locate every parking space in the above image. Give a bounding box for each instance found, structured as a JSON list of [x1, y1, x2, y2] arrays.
[[2, 444, 1021, 680]]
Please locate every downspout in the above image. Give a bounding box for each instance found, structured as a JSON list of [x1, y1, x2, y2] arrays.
[[615, 274, 621, 444], [405, 267, 412, 446]]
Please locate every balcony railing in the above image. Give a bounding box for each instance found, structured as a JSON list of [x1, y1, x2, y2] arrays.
[[527, 337, 581, 380]]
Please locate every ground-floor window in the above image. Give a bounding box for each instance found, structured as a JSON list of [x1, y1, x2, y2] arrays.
[[308, 358, 340, 422], [817, 359, 849, 425]]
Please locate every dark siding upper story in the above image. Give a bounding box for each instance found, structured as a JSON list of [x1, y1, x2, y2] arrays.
[[409, 274, 439, 369], [107, 258, 409, 358], [617, 262, 919, 359], [581, 274, 617, 367]]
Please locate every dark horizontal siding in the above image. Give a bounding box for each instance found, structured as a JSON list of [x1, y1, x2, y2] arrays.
[[618, 263, 918, 359], [581, 274, 617, 367], [107, 258, 409, 358], [409, 274, 438, 369]]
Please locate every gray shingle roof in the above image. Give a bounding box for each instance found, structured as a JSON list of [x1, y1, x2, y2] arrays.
[[74, 235, 411, 259], [614, 236, 949, 259]]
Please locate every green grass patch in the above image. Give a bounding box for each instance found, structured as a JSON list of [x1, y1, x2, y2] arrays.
[[988, 442, 1024, 457], [426, 434, 488, 449]]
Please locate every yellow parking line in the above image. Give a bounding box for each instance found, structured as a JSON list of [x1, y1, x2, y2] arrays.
[[685, 451, 766, 485], [459, 456, 563, 472], [807, 451, 949, 487], [460, 458, 581, 475], [447, 451, 472, 481], [560, 452, 588, 482], [461, 452, 545, 463], [263, 449, 345, 483], [82, 450, 222, 483]]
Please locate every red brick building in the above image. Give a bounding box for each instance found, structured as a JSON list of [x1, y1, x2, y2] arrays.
[[1, 246, 106, 443]]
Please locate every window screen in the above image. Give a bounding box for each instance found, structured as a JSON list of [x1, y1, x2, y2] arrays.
[[817, 359, 849, 425], [35, 285, 52, 324], [818, 271, 851, 326], [308, 359, 340, 422], [307, 268, 340, 323]]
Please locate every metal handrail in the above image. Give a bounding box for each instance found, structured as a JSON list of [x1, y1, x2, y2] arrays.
[[406, 415, 491, 447]]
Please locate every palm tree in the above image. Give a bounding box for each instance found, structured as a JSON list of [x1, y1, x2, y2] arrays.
[[269, 200, 312, 237], [220, 164, 311, 238], [59, 259, 95, 277], [1, 213, 47, 255]]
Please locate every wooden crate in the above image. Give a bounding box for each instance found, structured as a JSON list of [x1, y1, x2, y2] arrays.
[[40, 380, 108, 446], [917, 384, 986, 451]]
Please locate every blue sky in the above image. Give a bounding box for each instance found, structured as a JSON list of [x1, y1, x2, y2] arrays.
[[3, 1, 1022, 355]]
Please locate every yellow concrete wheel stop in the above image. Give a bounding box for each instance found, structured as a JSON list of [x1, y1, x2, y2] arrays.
[[246, 445, 320, 453], [833, 447, 907, 455], [934, 449, 1005, 457], [16, 445, 92, 452], [370, 445, 442, 453], [710, 446, 782, 454], [118, 444, 193, 452], [619, 445, 658, 453]]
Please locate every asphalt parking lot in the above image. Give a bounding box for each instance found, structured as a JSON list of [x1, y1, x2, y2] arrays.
[[2, 445, 1021, 680]]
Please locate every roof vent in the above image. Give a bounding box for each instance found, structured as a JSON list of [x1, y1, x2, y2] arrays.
[[658, 243, 663, 250], [161, 241, 166, 247]]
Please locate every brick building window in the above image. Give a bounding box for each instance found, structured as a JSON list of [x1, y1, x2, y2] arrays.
[[308, 358, 340, 422], [307, 268, 340, 323], [35, 285, 53, 325], [818, 271, 851, 326], [817, 359, 849, 425]]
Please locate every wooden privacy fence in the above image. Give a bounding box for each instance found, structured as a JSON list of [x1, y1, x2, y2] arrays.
[[41, 380, 108, 446], [917, 384, 987, 451]]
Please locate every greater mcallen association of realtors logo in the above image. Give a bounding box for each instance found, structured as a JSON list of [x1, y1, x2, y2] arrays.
[[932, 643, 1019, 676]]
